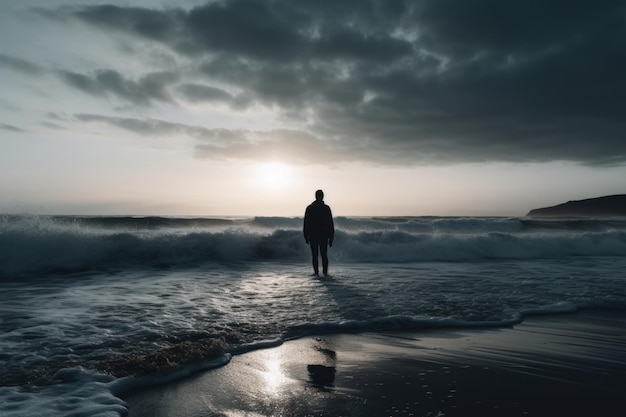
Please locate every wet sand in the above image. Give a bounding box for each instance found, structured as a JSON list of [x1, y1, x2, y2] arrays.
[[123, 310, 626, 416]]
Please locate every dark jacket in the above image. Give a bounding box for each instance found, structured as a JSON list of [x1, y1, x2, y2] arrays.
[[303, 200, 335, 242]]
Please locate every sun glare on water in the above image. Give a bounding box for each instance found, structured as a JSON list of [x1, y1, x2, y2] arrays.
[[257, 162, 294, 189]]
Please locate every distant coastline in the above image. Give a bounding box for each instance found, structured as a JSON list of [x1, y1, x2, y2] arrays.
[[527, 194, 626, 217]]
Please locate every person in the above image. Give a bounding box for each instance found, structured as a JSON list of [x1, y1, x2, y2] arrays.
[[303, 189, 335, 276]]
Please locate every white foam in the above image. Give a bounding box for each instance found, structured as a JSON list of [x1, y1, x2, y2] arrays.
[[0, 369, 126, 417], [0, 353, 233, 417]]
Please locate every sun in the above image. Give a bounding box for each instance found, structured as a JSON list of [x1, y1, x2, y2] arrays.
[[257, 162, 294, 189]]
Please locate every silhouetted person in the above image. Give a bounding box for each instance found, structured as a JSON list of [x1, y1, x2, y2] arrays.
[[304, 190, 335, 276]]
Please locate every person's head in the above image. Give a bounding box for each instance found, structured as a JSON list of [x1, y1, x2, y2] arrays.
[[315, 189, 324, 201]]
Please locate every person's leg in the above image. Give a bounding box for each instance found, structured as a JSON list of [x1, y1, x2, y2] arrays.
[[310, 241, 319, 275], [320, 241, 329, 275]]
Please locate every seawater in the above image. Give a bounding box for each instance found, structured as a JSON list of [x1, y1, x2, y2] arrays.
[[1, 215, 626, 416]]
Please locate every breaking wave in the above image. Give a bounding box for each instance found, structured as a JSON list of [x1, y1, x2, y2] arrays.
[[2, 215, 626, 277]]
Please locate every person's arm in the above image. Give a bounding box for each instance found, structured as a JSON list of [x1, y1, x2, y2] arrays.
[[328, 207, 334, 246], [303, 207, 310, 243]]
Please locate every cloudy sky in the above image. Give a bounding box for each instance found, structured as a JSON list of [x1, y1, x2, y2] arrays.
[[1, 0, 625, 216]]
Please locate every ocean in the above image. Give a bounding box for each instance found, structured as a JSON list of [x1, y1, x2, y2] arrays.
[[1, 214, 626, 416]]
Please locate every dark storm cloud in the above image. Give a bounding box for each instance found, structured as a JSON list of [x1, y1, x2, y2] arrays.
[[175, 83, 234, 104], [58, 70, 178, 106], [0, 123, 26, 133], [0, 52, 181, 108], [75, 113, 371, 164], [76, 113, 222, 139], [40, 121, 66, 130], [0, 54, 45, 75], [193, 129, 355, 164], [53, 0, 626, 166]]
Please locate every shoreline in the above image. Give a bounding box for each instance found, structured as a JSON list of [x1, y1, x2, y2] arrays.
[[123, 309, 626, 416]]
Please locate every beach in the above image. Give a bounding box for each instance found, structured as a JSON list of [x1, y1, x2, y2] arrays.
[[123, 309, 626, 417], [2, 215, 626, 416]]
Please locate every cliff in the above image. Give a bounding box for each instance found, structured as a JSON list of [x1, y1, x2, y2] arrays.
[[526, 195, 626, 217]]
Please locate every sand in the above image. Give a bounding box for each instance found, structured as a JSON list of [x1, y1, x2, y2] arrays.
[[122, 310, 626, 417]]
